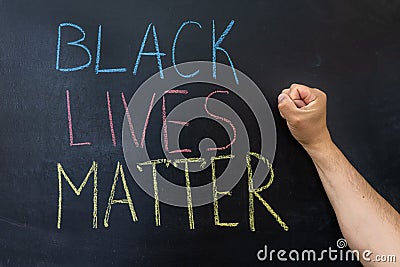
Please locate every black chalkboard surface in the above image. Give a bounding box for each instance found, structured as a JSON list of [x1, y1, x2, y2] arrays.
[[0, 0, 399, 266]]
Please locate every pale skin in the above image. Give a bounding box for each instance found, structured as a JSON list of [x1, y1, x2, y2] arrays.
[[278, 84, 400, 266]]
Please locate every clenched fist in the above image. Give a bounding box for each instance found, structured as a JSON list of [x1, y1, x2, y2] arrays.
[[278, 83, 332, 152]]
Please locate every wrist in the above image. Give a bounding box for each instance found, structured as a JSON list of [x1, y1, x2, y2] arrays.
[[302, 131, 335, 158]]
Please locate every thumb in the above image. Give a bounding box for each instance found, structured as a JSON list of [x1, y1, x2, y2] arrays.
[[278, 93, 298, 120]]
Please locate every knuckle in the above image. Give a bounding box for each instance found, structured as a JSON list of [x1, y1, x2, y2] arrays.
[[289, 87, 297, 96]]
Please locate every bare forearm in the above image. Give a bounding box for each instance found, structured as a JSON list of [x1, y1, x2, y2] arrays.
[[278, 84, 400, 266], [306, 141, 400, 266]]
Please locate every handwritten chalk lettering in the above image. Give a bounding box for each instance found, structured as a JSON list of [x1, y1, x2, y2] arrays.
[[57, 153, 287, 231], [106, 91, 117, 147], [172, 158, 207, 229], [56, 23, 92, 72], [204, 90, 236, 151], [65, 90, 157, 148], [56, 20, 238, 83], [54, 19, 286, 234], [95, 25, 127, 74], [133, 23, 166, 78], [104, 161, 138, 227], [121, 92, 156, 148], [247, 152, 289, 232], [66, 90, 91, 146], [211, 155, 239, 227], [137, 159, 171, 226], [65, 90, 237, 149], [172, 21, 202, 78], [162, 90, 191, 153], [57, 161, 98, 229], [212, 19, 238, 84]]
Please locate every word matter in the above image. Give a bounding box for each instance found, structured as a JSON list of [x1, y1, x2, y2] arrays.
[[57, 153, 289, 232]]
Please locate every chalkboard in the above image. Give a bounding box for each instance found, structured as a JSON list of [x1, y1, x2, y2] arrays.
[[0, 0, 399, 266]]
